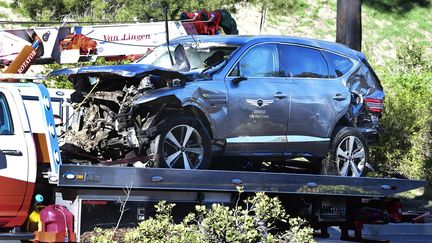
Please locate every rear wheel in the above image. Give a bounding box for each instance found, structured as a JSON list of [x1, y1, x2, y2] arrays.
[[149, 116, 212, 169], [321, 127, 369, 177]]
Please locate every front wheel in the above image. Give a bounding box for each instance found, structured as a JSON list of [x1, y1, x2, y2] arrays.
[[321, 127, 369, 177], [149, 116, 212, 169]]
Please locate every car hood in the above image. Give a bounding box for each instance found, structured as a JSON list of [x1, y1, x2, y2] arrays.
[[48, 64, 191, 93], [49, 64, 189, 81]]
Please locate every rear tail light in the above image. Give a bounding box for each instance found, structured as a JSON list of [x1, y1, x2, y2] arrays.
[[364, 98, 384, 113]]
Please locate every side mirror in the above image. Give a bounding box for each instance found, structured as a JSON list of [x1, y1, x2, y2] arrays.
[[232, 76, 247, 85]]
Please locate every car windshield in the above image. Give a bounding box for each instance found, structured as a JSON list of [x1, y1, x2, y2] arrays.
[[136, 41, 239, 73]]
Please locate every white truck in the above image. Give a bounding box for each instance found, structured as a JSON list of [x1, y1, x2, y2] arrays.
[[0, 81, 425, 242]]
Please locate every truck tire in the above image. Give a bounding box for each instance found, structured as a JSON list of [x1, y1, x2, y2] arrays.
[[149, 116, 212, 169], [321, 127, 369, 177]]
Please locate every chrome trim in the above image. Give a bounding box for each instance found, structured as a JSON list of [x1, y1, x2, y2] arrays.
[[287, 135, 330, 143], [226, 135, 287, 143], [226, 135, 329, 144]]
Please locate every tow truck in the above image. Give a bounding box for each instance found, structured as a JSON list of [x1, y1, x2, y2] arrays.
[[0, 77, 426, 242]]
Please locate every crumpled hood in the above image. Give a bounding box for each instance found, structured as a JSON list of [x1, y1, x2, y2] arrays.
[[48, 64, 189, 81], [48, 63, 191, 94]]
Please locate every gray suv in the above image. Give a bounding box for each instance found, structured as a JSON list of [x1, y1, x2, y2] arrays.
[[52, 35, 384, 177]]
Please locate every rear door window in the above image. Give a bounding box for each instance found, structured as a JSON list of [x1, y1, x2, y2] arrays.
[[0, 93, 13, 135], [323, 51, 353, 78], [278, 45, 329, 78]]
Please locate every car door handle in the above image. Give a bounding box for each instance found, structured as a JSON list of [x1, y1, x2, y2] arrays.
[[0, 150, 23, 156], [333, 94, 347, 101], [274, 92, 287, 99]]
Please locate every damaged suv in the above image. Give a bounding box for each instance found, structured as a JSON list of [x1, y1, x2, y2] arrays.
[[51, 35, 384, 177]]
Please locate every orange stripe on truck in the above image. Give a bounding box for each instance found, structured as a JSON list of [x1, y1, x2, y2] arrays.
[[33, 133, 50, 163]]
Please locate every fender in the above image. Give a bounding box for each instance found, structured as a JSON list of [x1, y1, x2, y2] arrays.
[[133, 86, 184, 107], [329, 109, 354, 138], [133, 89, 216, 138]]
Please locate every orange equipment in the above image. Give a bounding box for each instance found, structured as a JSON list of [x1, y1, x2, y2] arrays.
[[3, 37, 41, 81], [59, 34, 97, 55]]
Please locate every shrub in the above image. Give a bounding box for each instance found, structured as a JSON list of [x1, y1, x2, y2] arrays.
[[370, 42, 432, 195], [371, 71, 432, 179], [91, 190, 315, 243]]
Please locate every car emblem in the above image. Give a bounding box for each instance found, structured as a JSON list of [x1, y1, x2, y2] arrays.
[[246, 99, 274, 107]]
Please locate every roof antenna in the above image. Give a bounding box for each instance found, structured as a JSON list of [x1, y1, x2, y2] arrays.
[[164, 6, 174, 66]]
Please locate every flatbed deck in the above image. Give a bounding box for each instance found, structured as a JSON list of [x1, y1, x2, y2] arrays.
[[58, 165, 425, 198]]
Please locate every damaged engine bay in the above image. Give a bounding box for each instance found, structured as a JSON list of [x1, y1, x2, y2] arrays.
[[57, 67, 191, 165]]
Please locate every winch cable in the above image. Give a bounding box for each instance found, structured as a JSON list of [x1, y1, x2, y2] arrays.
[[66, 79, 101, 123]]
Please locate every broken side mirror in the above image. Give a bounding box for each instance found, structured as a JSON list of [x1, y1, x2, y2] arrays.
[[173, 44, 191, 72], [232, 76, 247, 85]]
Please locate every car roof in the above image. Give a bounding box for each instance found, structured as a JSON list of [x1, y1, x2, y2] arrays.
[[170, 35, 361, 59]]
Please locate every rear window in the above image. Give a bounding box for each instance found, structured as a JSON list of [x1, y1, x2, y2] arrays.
[[323, 51, 353, 78], [278, 45, 329, 78], [361, 58, 383, 89]]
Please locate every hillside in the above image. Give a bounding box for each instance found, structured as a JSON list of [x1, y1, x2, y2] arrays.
[[0, 0, 29, 28], [232, 0, 432, 67]]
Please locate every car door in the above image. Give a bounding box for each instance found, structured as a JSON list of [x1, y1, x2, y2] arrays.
[[278, 44, 350, 157], [0, 88, 30, 218], [224, 43, 290, 156]]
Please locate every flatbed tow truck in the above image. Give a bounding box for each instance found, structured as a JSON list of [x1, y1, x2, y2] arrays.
[[0, 77, 426, 242]]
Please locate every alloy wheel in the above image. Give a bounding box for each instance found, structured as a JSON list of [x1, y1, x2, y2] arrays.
[[162, 124, 204, 169], [335, 135, 366, 177]]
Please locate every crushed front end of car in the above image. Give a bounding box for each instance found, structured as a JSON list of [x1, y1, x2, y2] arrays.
[[50, 64, 191, 165]]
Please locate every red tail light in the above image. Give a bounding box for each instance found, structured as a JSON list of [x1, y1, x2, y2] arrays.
[[364, 98, 384, 113]]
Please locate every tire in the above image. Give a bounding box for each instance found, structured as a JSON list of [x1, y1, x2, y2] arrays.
[[321, 127, 369, 177], [149, 116, 212, 169]]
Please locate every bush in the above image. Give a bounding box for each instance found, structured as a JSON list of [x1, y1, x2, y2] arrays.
[[370, 42, 432, 194], [90, 190, 315, 243], [371, 71, 432, 179]]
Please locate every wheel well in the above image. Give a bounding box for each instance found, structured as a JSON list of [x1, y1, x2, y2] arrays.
[[331, 116, 353, 137], [152, 105, 213, 139], [183, 106, 213, 138]]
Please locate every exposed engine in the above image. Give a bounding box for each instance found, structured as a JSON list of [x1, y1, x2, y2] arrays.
[[59, 74, 176, 163]]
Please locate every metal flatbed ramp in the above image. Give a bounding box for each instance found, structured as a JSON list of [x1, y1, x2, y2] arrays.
[[58, 165, 425, 197]]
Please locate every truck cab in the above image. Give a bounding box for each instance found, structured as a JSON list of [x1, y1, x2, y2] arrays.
[[0, 82, 61, 228]]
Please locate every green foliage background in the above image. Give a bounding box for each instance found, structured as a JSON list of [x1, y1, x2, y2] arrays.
[[15, 0, 305, 22], [370, 43, 432, 192]]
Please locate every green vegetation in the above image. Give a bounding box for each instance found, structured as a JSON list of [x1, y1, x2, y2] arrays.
[[362, 0, 432, 65], [89, 190, 314, 243], [370, 42, 432, 194], [0, 0, 9, 8], [14, 0, 306, 22]]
